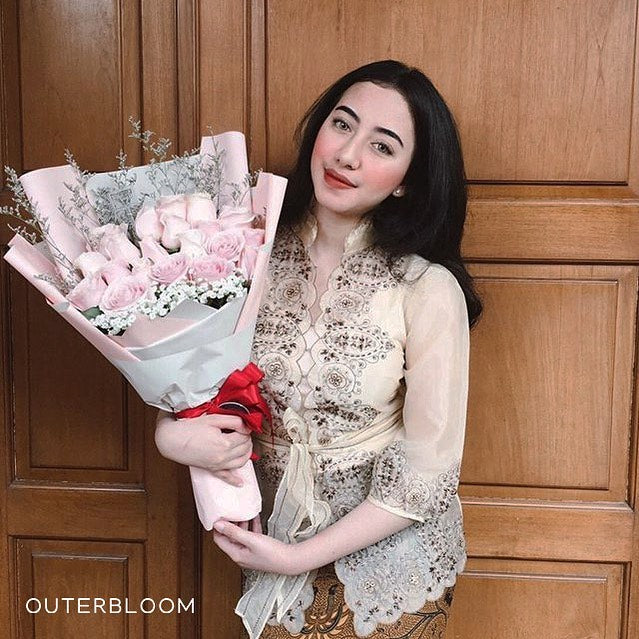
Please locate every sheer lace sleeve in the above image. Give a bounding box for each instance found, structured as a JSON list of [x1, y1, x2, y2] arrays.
[[367, 264, 470, 522]]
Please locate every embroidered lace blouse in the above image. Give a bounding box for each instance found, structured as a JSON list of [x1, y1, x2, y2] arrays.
[[235, 213, 470, 639]]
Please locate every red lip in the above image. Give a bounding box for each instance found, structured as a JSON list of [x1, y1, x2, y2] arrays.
[[324, 168, 356, 188]]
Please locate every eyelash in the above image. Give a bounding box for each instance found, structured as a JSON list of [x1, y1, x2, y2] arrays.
[[332, 117, 350, 132], [331, 118, 394, 156], [373, 142, 393, 156]]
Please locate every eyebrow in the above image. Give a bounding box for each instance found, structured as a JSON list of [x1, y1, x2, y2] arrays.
[[335, 105, 404, 148]]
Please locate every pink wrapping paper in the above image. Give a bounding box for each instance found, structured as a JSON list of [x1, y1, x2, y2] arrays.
[[4, 132, 287, 529]]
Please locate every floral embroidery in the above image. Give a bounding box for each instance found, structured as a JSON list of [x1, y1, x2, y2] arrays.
[[264, 572, 317, 634], [254, 446, 289, 490], [307, 402, 379, 445], [247, 221, 467, 637], [314, 450, 377, 520], [335, 517, 465, 636], [370, 441, 461, 519]]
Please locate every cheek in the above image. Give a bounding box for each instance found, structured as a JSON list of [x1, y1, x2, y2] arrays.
[[311, 129, 333, 166], [366, 163, 407, 193]]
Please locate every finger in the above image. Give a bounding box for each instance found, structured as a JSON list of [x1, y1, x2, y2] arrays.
[[215, 415, 252, 435], [225, 432, 252, 449], [215, 470, 244, 487], [213, 530, 243, 559], [250, 515, 263, 535], [237, 520, 249, 531], [179, 413, 251, 435], [226, 452, 253, 470], [213, 521, 252, 547]]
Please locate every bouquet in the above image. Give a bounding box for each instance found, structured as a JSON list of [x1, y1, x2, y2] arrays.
[[2, 120, 287, 530]]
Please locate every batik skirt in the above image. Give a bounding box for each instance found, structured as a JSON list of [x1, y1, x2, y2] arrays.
[[251, 564, 455, 639]]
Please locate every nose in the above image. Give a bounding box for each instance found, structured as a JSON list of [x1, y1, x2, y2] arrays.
[[335, 137, 361, 170]]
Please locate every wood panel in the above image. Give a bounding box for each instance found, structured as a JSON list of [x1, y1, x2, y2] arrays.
[[18, 0, 141, 172], [9, 274, 145, 482], [0, 0, 21, 193], [461, 264, 637, 502], [15, 539, 145, 638], [447, 558, 624, 639], [196, 0, 268, 167], [0, 2, 197, 638], [141, 0, 178, 156], [264, 0, 635, 182], [198, 0, 248, 137], [462, 501, 634, 562], [464, 196, 639, 263]]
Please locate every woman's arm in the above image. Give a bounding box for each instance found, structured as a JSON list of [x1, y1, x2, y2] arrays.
[[212, 494, 412, 576], [213, 265, 469, 575], [155, 409, 255, 487]]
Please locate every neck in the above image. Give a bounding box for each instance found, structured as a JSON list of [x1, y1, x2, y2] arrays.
[[308, 201, 364, 257]]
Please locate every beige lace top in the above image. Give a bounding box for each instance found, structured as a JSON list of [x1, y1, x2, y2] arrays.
[[235, 213, 469, 638]]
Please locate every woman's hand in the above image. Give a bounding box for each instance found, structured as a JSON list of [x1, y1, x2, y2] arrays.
[[212, 518, 305, 576], [154, 410, 254, 487]]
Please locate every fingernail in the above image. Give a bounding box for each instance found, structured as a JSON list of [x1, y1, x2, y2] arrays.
[[213, 522, 225, 533]]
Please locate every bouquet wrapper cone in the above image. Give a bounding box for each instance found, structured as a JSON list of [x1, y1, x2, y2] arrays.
[[4, 131, 288, 529], [190, 461, 261, 529]]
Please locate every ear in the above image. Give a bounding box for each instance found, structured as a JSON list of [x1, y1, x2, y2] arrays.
[[392, 185, 406, 198]]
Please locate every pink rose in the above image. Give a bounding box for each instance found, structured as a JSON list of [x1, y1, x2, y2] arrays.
[[98, 225, 141, 265], [243, 228, 265, 248], [239, 247, 259, 280], [67, 274, 107, 311], [135, 204, 163, 240], [88, 222, 124, 246], [140, 237, 170, 264], [218, 205, 254, 231], [186, 193, 217, 226], [100, 260, 131, 285], [177, 229, 207, 257], [99, 274, 150, 312], [205, 229, 245, 262], [74, 251, 108, 278], [196, 221, 222, 251], [190, 255, 235, 282], [160, 214, 190, 250], [131, 257, 153, 278], [155, 194, 188, 219], [150, 253, 190, 284]]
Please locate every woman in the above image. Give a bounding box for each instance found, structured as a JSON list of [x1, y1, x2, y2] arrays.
[[156, 59, 483, 638]]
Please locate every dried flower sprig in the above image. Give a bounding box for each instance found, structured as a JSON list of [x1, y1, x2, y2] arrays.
[[2, 167, 80, 291]]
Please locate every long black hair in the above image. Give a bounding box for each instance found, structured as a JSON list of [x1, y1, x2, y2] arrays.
[[280, 59, 483, 328]]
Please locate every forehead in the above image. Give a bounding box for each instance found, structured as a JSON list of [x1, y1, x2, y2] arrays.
[[334, 81, 414, 139]]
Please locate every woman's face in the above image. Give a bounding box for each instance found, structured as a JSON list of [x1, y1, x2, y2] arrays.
[[310, 81, 416, 220]]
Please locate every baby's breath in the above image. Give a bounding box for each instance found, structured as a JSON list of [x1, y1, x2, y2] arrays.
[[88, 273, 248, 336]]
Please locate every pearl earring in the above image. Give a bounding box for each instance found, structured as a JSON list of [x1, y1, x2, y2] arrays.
[[392, 187, 404, 197]]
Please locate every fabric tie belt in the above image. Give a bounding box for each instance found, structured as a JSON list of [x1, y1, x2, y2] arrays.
[[235, 406, 401, 639]]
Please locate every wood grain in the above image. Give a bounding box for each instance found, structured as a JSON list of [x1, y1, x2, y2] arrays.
[[19, 0, 141, 171], [461, 264, 636, 502], [264, 0, 635, 182], [15, 539, 144, 638], [448, 558, 623, 639], [462, 500, 634, 562], [198, 0, 248, 136]]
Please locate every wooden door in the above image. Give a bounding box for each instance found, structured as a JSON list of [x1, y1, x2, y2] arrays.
[[192, 2, 639, 638], [0, 1, 198, 638], [2, 1, 639, 638]]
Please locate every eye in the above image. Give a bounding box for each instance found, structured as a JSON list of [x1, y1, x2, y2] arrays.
[[373, 141, 393, 156], [332, 117, 350, 132]]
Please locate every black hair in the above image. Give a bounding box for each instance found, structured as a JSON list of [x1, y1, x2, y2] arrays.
[[280, 59, 483, 328]]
